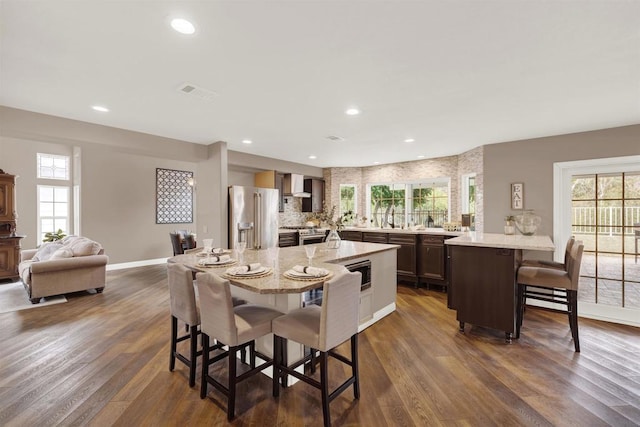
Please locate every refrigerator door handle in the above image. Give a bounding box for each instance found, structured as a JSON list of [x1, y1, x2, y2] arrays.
[[254, 192, 262, 249]]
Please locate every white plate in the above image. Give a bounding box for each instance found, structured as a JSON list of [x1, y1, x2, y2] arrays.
[[285, 269, 329, 278], [226, 266, 269, 276], [198, 258, 236, 266], [196, 250, 229, 257]]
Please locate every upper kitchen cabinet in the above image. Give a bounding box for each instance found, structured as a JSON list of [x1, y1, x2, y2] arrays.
[[302, 178, 324, 213], [254, 170, 285, 212]]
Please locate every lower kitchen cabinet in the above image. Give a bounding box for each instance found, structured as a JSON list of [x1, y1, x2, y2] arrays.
[[362, 232, 388, 244], [339, 230, 362, 241], [388, 234, 417, 285], [417, 234, 454, 289]]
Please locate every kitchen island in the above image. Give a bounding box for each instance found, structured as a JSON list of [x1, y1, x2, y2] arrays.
[[169, 241, 399, 371], [445, 232, 555, 342]]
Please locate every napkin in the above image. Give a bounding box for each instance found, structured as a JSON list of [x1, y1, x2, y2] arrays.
[[208, 247, 225, 254], [234, 263, 263, 273], [198, 254, 231, 265], [292, 265, 328, 277]]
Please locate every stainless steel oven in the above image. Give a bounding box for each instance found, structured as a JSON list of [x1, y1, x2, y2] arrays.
[[298, 231, 326, 245]]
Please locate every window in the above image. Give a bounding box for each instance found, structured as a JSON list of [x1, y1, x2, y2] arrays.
[[368, 179, 450, 228], [461, 173, 476, 230], [37, 153, 69, 180], [339, 184, 357, 217], [37, 153, 71, 242], [37, 185, 69, 242]]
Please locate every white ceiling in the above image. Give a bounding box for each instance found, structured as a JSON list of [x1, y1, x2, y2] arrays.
[[1, 1, 639, 168]]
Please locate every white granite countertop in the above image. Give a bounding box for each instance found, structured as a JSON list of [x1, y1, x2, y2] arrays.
[[445, 232, 555, 251], [168, 240, 400, 294]]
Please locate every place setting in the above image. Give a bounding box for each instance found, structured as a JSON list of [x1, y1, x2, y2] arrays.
[[283, 246, 332, 280], [197, 254, 237, 268], [223, 262, 272, 279]]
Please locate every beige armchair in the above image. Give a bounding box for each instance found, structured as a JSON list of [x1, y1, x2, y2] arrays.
[[18, 237, 108, 304]]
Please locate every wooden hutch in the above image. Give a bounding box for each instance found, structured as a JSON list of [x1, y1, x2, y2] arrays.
[[0, 170, 25, 281]]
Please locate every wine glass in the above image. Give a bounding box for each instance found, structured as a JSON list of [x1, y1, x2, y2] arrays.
[[304, 245, 316, 266], [203, 238, 214, 261], [236, 240, 247, 263]]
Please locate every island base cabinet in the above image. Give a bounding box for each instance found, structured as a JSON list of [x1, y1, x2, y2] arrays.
[[449, 245, 521, 337]]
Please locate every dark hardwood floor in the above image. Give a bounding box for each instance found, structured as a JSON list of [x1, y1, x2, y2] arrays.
[[1, 264, 639, 426]]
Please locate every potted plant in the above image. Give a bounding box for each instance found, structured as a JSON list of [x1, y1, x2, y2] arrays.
[[504, 216, 516, 235], [43, 229, 67, 243]]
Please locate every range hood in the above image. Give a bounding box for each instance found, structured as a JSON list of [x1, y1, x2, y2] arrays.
[[283, 174, 310, 197]]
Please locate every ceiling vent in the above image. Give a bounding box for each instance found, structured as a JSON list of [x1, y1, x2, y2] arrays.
[[326, 135, 345, 142], [177, 82, 218, 103]]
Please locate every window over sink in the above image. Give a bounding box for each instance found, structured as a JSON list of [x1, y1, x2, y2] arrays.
[[366, 178, 450, 228]]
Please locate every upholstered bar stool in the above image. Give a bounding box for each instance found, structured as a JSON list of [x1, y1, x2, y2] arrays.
[[167, 263, 247, 387], [521, 236, 575, 270], [516, 240, 584, 352], [196, 272, 283, 421], [167, 263, 222, 387], [272, 271, 362, 427]]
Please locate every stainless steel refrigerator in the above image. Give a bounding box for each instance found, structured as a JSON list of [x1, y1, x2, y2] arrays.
[[228, 185, 280, 249]]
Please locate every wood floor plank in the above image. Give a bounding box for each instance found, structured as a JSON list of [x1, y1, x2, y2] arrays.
[[0, 265, 638, 426]]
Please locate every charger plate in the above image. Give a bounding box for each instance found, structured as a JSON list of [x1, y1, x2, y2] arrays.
[[283, 270, 333, 281], [196, 259, 237, 268], [223, 266, 272, 279]]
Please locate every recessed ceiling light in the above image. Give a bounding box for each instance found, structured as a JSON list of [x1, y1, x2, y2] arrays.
[[242, 139, 253, 144], [373, 161, 380, 165], [404, 138, 415, 143], [417, 155, 425, 159], [345, 108, 360, 116], [171, 18, 195, 35], [309, 155, 317, 159], [91, 105, 109, 112]]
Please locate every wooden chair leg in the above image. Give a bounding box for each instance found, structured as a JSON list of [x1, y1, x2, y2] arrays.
[[170, 316, 177, 371], [351, 334, 360, 399], [273, 335, 281, 397], [188, 325, 198, 387], [569, 290, 580, 352], [200, 334, 210, 399], [227, 346, 238, 420], [320, 351, 330, 427]]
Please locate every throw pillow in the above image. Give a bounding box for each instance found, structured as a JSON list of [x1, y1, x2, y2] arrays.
[[32, 242, 64, 262], [50, 248, 74, 259], [66, 237, 102, 256]]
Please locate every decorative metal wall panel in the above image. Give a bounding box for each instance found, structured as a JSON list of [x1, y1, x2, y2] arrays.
[[156, 168, 193, 224]]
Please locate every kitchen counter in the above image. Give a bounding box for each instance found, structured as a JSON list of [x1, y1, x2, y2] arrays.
[[445, 232, 555, 251], [342, 226, 463, 237]]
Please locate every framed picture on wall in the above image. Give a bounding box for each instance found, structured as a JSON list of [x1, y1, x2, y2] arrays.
[[511, 182, 524, 210], [156, 168, 194, 224]]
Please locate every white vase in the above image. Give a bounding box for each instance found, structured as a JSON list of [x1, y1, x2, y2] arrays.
[[504, 224, 515, 235]]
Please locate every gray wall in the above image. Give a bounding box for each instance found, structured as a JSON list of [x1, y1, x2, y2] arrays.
[[0, 107, 322, 264], [483, 125, 640, 236]]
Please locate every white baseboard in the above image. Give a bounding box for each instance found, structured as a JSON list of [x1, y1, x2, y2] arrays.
[[106, 258, 168, 271], [359, 302, 396, 332], [527, 299, 640, 328]]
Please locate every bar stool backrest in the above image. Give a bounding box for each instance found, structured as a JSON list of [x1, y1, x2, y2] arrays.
[[167, 262, 199, 326], [566, 241, 584, 291], [319, 271, 362, 351], [196, 272, 238, 346]]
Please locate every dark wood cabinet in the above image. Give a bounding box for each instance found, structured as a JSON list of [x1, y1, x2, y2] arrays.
[[0, 172, 23, 281], [339, 230, 362, 241], [278, 232, 298, 248], [418, 235, 446, 280], [362, 232, 388, 244], [302, 178, 324, 213], [389, 234, 417, 282]]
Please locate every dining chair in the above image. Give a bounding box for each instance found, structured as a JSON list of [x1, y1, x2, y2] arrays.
[[272, 270, 362, 427], [170, 232, 184, 256], [516, 240, 584, 352], [196, 272, 283, 420]]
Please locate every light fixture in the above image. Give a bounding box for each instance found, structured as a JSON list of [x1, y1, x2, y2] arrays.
[[417, 155, 425, 159], [345, 108, 360, 116], [171, 18, 195, 35], [91, 105, 109, 112], [373, 161, 380, 165], [404, 138, 415, 143], [308, 155, 317, 159], [187, 177, 196, 189], [242, 139, 253, 144]]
